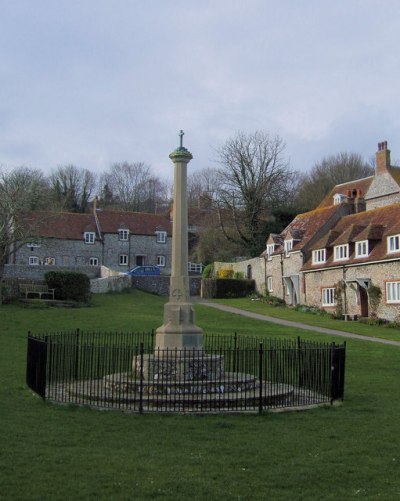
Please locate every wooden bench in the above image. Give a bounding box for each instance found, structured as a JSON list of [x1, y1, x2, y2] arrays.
[[20, 284, 56, 300]]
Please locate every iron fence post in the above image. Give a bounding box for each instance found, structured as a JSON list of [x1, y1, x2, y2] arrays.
[[259, 342, 263, 414], [139, 342, 144, 414], [74, 328, 80, 380]]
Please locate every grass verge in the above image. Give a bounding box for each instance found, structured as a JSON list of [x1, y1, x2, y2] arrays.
[[0, 290, 399, 500]]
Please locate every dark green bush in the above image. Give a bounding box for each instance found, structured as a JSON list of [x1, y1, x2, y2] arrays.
[[45, 271, 91, 302], [201, 278, 255, 299], [215, 278, 255, 298]]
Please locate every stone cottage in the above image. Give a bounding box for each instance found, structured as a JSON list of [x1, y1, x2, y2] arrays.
[[215, 141, 400, 321], [8, 205, 172, 278]]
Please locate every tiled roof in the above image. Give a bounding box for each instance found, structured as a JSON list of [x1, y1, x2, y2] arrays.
[[96, 210, 171, 236], [317, 176, 374, 208], [283, 205, 341, 251], [262, 205, 342, 256], [20, 210, 172, 240], [20, 212, 98, 240], [302, 202, 400, 271]]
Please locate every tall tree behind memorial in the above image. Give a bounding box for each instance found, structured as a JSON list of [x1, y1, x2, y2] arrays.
[[50, 165, 97, 213], [296, 152, 374, 212], [101, 162, 169, 213], [215, 130, 297, 257]]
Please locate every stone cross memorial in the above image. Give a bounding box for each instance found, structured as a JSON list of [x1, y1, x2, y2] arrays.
[[155, 131, 203, 350]]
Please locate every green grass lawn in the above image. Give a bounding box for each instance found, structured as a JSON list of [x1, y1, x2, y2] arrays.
[[1, 291, 400, 500], [210, 296, 400, 342]]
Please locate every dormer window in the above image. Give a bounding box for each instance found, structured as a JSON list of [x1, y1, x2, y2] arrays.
[[355, 240, 369, 258], [266, 244, 275, 259], [334, 244, 349, 261], [312, 249, 326, 264], [156, 231, 167, 243], [333, 193, 347, 205], [118, 229, 129, 241], [387, 234, 400, 254], [284, 239, 293, 256], [84, 232, 95, 244]]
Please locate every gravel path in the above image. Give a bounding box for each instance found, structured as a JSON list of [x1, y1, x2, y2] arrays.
[[194, 299, 400, 347]]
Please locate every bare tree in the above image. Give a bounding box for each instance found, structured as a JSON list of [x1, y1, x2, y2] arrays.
[[0, 167, 52, 302], [215, 131, 297, 256], [50, 165, 97, 213], [187, 168, 219, 208], [296, 152, 374, 212], [101, 162, 170, 213]]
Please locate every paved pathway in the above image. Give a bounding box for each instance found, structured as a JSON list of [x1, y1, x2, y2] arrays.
[[194, 298, 400, 347]]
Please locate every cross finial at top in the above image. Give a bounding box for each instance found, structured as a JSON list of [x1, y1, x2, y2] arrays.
[[179, 130, 184, 148]]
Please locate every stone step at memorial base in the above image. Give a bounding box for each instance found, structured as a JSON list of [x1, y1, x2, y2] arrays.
[[62, 376, 295, 410]]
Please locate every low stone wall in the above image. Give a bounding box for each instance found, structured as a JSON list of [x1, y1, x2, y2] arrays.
[[4, 264, 101, 280], [90, 274, 202, 296], [131, 275, 201, 296], [90, 275, 132, 293]]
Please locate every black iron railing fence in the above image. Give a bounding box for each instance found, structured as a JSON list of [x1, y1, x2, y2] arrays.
[[26, 330, 346, 414]]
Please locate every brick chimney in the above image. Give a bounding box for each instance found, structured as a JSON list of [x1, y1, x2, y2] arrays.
[[376, 141, 391, 175], [354, 189, 366, 213]]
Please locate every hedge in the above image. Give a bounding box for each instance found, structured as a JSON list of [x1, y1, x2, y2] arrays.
[[45, 271, 91, 302], [201, 278, 255, 298]]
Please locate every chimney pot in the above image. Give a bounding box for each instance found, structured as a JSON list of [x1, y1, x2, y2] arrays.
[[376, 140, 390, 175]]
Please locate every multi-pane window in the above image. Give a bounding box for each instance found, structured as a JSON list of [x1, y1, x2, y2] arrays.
[[322, 287, 336, 306], [84, 232, 95, 244], [355, 240, 369, 258], [267, 276, 273, 292], [89, 257, 99, 266], [119, 254, 128, 266], [157, 255, 166, 267], [312, 249, 326, 264], [386, 282, 400, 303], [284, 239, 293, 256], [118, 229, 129, 241], [29, 256, 39, 266], [387, 235, 400, 254], [156, 231, 167, 243], [266, 244, 275, 258], [334, 244, 349, 261]]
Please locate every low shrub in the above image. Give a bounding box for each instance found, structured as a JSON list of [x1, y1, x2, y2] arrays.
[[201, 264, 214, 279], [45, 271, 91, 302], [263, 295, 286, 307], [358, 316, 388, 326], [234, 271, 245, 280], [201, 278, 255, 298]]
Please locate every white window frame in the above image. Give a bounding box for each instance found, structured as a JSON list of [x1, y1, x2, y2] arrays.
[[284, 239, 293, 256], [84, 232, 95, 244], [387, 235, 400, 254], [89, 257, 99, 266], [334, 244, 349, 261], [312, 249, 326, 264], [29, 256, 39, 266], [156, 231, 167, 243], [355, 240, 369, 258], [119, 254, 128, 266], [386, 281, 400, 303], [157, 255, 166, 267], [322, 287, 336, 306], [266, 244, 275, 259], [267, 276, 273, 292], [44, 257, 55, 266], [118, 229, 129, 241]]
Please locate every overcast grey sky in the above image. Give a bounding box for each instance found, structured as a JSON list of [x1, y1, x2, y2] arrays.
[[1, 0, 400, 180]]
